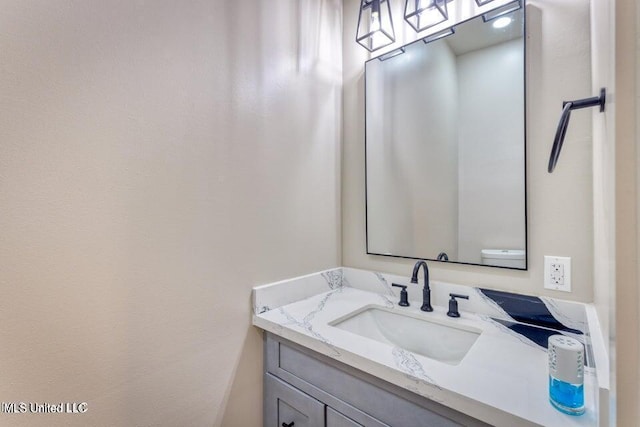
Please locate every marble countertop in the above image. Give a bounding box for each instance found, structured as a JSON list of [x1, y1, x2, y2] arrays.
[[252, 268, 603, 427]]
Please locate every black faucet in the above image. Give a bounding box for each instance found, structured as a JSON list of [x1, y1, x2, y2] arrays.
[[411, 260, 433, 312], [437, 252, 449, 261]]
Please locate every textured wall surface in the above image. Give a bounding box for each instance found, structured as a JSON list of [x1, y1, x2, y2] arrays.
[[0, 1, 342, 426], [613, 0, 640, 423], [342, 0, 595, 302]]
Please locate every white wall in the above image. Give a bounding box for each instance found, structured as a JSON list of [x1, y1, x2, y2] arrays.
[[590, 0, 616, 410], [591, 0, 640, 425], [342, 0, 594, 303], [610, 0, 640, 423], [367, 41, 459, 258], [0, 1, 342, 426], [457, 39, 525, 263]]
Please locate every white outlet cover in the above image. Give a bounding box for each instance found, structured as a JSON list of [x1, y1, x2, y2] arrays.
[[544, 256, 571, 292]]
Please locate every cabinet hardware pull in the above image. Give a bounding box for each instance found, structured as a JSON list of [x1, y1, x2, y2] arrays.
[[282, 422, 295, 427]]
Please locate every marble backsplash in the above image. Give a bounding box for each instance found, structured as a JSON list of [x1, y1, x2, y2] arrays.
[[254, 267, 587, 334]]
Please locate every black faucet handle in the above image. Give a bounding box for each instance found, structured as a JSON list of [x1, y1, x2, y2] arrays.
[[391, 283, 410, 307], [447, 293, 469, 318]]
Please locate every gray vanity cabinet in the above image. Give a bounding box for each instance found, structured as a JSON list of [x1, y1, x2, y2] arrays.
[[265, 374, 324, 427], [265, 373, 362, 427], [263, 333, 490, 427], [326, 408, 362, 427]]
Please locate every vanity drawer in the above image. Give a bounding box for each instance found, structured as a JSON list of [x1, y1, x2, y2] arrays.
[[264, 373, 324, 427], [327, 407, 362, 427], [265, 333, 487, 427]]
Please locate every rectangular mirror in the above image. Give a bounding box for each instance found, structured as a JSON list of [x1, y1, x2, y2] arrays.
[[365, 8, 526, 269]]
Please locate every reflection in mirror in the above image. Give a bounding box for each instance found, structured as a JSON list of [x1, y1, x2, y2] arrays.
[[365, 9, 526, 269]]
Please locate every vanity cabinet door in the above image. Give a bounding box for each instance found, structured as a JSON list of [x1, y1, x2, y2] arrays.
[[326, 407, 363, 427], [264, 373, 324, 427]]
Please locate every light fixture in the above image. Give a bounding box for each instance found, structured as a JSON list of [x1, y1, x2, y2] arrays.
[[492, 16, 512, 28], [378, 47, 406, 61], [422, 27, 455, 44], [356, 0, 396, 52], [482, 0, 522, 22], [404, 0, 448, 33]]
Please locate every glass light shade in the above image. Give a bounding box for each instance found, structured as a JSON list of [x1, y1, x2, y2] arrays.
[[356, 0, 395, 52], [404, 0, 448, 33]]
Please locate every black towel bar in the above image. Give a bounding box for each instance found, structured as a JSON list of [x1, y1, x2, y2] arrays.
[[548, 88, 606, 173]]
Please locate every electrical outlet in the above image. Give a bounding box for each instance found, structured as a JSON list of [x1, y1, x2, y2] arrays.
[[544, 256, 571, 292]]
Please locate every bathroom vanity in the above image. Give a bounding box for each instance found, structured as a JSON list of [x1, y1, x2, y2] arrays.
[[264, 333, 487, 427], [253, 268, 607, 427]]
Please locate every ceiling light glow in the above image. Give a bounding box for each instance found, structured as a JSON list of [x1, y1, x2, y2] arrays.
[[492, 17, 512, 29]]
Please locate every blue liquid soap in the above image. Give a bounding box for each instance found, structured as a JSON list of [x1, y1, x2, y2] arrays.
[[549, 377, 585, 416]]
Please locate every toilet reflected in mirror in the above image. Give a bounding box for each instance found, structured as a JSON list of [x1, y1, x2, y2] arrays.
[[481, 249, 526, 269]]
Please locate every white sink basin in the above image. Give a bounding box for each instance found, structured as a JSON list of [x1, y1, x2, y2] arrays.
[[329, 306, 481, 365]]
